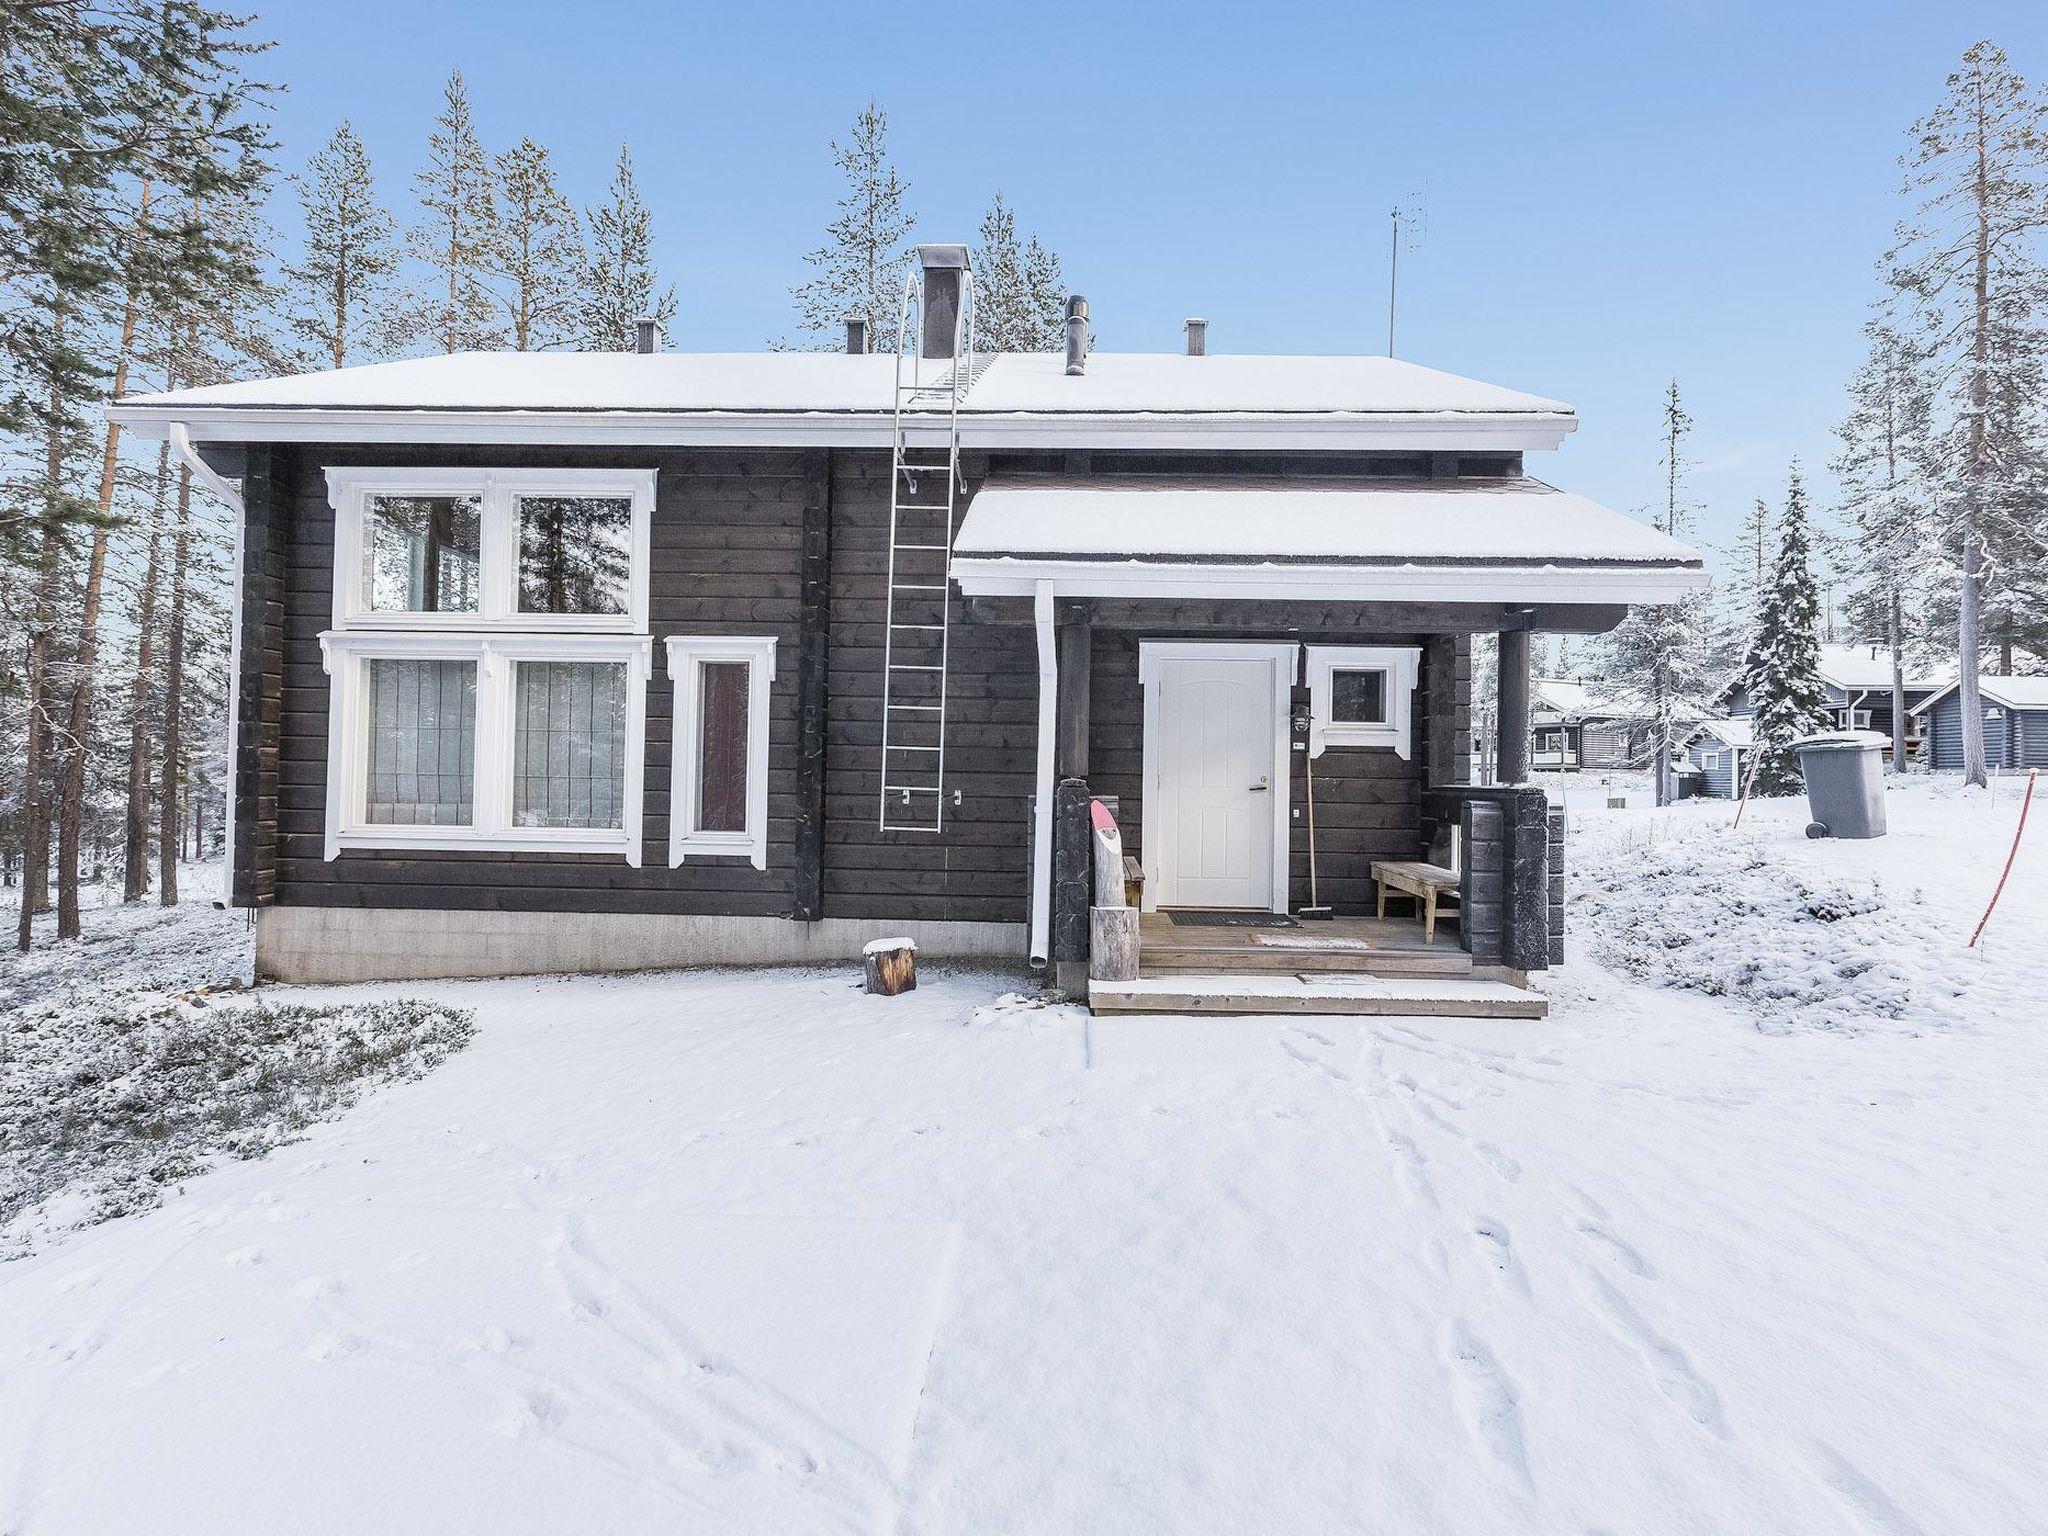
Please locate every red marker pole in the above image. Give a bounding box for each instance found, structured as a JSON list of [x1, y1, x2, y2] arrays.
[[1969, 767, 2038, 950]]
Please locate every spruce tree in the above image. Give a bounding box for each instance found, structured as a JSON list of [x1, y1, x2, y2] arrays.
[[578, 145, 675, 351], [283, 121, 401, 369], [972, 194, 1069, 352], [1886, 40, 2048, 787], [492, 137, 582, 350], [789, 101, 914, 350], [1742, 466, 1834, 795], [408, 71, 503, 353]]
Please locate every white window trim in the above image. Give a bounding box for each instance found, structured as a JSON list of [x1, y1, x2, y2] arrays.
[[327, 465, 654, 633], [318, 630, 650, 863], [666, 635, 777, 871], [1700, 750, 1722, 771], [1304, 644, 1421, 758]]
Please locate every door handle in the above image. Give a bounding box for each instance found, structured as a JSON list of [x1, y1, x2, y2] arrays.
[[1249, 776, 1270, 793]]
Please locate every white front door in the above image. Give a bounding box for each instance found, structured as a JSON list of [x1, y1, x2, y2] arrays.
[[1153, 654, 1278, 909]]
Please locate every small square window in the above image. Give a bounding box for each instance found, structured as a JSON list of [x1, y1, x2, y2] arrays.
[[517, 495, 634, 617], [1329, 669, 1388, 725], [364, 658, 476, 824], [364, 495, 482, 613]]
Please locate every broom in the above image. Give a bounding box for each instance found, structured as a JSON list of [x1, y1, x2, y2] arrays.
[[1299, 744, 1333, 920]]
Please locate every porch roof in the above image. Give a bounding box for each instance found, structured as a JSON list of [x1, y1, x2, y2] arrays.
[[949, 476, 1707, 605]]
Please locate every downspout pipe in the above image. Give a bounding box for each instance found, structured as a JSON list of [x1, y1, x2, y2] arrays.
[[170, 423, 245, 906], [1029, 579, 1057, 970]]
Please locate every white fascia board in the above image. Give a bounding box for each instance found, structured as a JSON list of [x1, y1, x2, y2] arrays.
[[107, 404, 1577, 454], [948, 557, 1710, 606]]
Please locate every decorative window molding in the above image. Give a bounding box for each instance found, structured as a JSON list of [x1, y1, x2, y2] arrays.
[[1304, 644, 1421, 758], [318, 630, 650, 863], [1700, 750, 1722, 771], [326, 466, 653, 633], [666, 636, 777, 870]]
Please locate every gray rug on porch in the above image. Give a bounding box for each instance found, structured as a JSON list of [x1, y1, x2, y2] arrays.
[[1164, 911, 1301, 929]]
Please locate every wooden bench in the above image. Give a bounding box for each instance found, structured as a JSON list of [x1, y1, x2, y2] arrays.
[[1370, 860, 1461, 944]]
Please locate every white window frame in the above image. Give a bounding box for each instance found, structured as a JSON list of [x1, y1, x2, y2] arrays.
[[1700, 749, 1722, 771], [327, 465, 654, 633], [666, 636, 777, 870], [1304, 644, 1421, 758], [318, 630, 651, 863]]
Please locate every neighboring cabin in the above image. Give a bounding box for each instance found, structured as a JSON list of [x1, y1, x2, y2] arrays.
[[1727, 643, 1952, 757], [1911, 677, 2048, 771], [1684, 718, 1754, 798], [108, 248, 1704, 993]]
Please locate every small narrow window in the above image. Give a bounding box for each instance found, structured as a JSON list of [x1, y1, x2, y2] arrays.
[[516, 494, 634, 617], [512, 660, 629, 830], [364, 657, 477, 824], [1701, 750, 1721, 771], [667, 637, 776, 869], [1329, 668, 1388, 725], [364, 494, 482, 614]]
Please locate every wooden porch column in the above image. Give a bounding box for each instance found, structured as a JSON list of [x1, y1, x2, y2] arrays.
[[1497, 624, 1532, 785], [1055, 604, 1090, 778], [1052, 603, 1093, 995]]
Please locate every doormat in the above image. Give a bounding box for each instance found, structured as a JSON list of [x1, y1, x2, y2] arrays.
[[1251, 933, 1373, 950], [1165, 910, 1301, 929]]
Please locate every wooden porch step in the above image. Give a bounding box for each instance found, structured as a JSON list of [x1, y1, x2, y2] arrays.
[[1089, 973, 1548, 1020], [1137, 943, 1472, 978]]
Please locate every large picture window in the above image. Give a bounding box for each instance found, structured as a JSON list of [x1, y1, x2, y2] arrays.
[[666, 636, 776, 870], [319, 466, 656, 863]]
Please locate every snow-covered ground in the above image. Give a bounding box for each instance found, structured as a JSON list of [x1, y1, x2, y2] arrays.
[[1, 779, 2044, 1534]]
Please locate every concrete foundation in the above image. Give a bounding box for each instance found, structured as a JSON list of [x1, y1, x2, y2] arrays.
[[254, 906, 1029, 985]]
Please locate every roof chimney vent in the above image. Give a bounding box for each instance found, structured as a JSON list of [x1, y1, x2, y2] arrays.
[[1183, 317, 1207, 356], [916, 244, 970, 360], [844, 315, 868, 355], [1064, 295, 1089, 376], [634, 316, 662, 354]]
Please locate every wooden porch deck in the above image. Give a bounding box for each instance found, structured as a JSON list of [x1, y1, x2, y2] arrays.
[[1137, 912, 1469, 977]]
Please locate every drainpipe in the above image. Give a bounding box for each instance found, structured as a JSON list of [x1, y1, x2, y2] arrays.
[[1029, 579, 1057, 970], [170, 423, 245, 905]]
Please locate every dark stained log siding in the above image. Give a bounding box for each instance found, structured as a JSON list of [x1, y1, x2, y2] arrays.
[[272, 444, 805, 916]]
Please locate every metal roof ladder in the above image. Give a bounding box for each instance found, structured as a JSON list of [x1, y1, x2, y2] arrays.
[[879, 247, 975, 833]]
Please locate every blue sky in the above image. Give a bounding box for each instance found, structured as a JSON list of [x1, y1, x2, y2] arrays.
[[261, 0, 2046, 581]]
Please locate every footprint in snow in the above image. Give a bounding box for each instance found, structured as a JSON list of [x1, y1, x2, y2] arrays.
[[222, 1245, 264, 1269], [1575, 1220, 1655, 1279], [1439, 1319, 1531, 1489], [292, 1275, 342, 1301], [1381, 1128, 1438, 1206], [52, 1264, 104, 1294], [301, 1333, 362, 1364], [1471, 1221, 1531, 1297], [1473, 1142, 1522, 1182], [1809, 1441, 1932, 1536], [1580, 1268, 1724, 1435], [494, 1390, 565, 1439], [1282, 1038, 1350, 1083]]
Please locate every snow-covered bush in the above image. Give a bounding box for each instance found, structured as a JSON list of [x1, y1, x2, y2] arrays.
[[1, 995, 474, 1258], [1568, 815, 1967, 1033]]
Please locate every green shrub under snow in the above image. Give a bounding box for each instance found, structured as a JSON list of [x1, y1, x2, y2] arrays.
[[1, 996, 475, 1259]]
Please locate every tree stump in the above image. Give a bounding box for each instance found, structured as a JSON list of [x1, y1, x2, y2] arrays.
[[863, 937, 917, 996], [1089, 906, 1140, 983]]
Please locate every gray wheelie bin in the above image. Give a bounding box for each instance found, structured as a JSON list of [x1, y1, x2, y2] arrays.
[[1792, 731, 1890, 839]]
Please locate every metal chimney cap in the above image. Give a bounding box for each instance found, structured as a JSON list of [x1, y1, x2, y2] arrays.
[[633, 316, 663, 353], [917, 243, 970, 271], [1065, 294, 1089, 320]]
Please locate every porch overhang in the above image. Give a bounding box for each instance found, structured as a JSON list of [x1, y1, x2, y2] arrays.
[[950, 476, 1708, 608]]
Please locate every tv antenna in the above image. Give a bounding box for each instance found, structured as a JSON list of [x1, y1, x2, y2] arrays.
[[1386, 197, 1425, 357]]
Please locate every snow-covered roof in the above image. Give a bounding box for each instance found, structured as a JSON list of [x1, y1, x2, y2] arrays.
[[1531, 677, 1625, 718], [107, 351, 1579, 452], [1909, 676, 2048, 714], [1692, 718, 1756, 749], [948, 476, 1707, 605], [1817, 644, 1953, 694]]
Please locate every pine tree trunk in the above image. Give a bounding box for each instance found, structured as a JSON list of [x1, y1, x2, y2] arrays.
[[17, 316, 70, 951], [1888, 587, 1907, 774], [160, 465, 191, 906], [1957, 67, 1992, 789], [123, 447, 171, 900]]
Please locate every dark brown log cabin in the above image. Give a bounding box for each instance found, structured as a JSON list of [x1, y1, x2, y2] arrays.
[[110, 249, 1705, 987]]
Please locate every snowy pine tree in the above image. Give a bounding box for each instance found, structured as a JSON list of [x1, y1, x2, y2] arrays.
[[283, 122, 401, 369], [788, 102, 914, 351], [1741, 466, 1834, 795], [1602, 380, 1716, 804], [407, 72, 503, 353], [1833, 318, 1936, 770], [578, 145, 676, 352], [971, 194, 1068, 352], [492, 137, 582, 350], [1886, 40, 2048, 786]]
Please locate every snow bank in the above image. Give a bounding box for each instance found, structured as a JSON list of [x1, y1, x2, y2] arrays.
[[1565, 776, 2038, 1034], [2, 994, 475, 1259]]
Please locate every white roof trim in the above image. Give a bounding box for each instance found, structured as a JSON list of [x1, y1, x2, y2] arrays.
[[1908, 676, 2048, 714], [948, 556, 1708, 605]]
